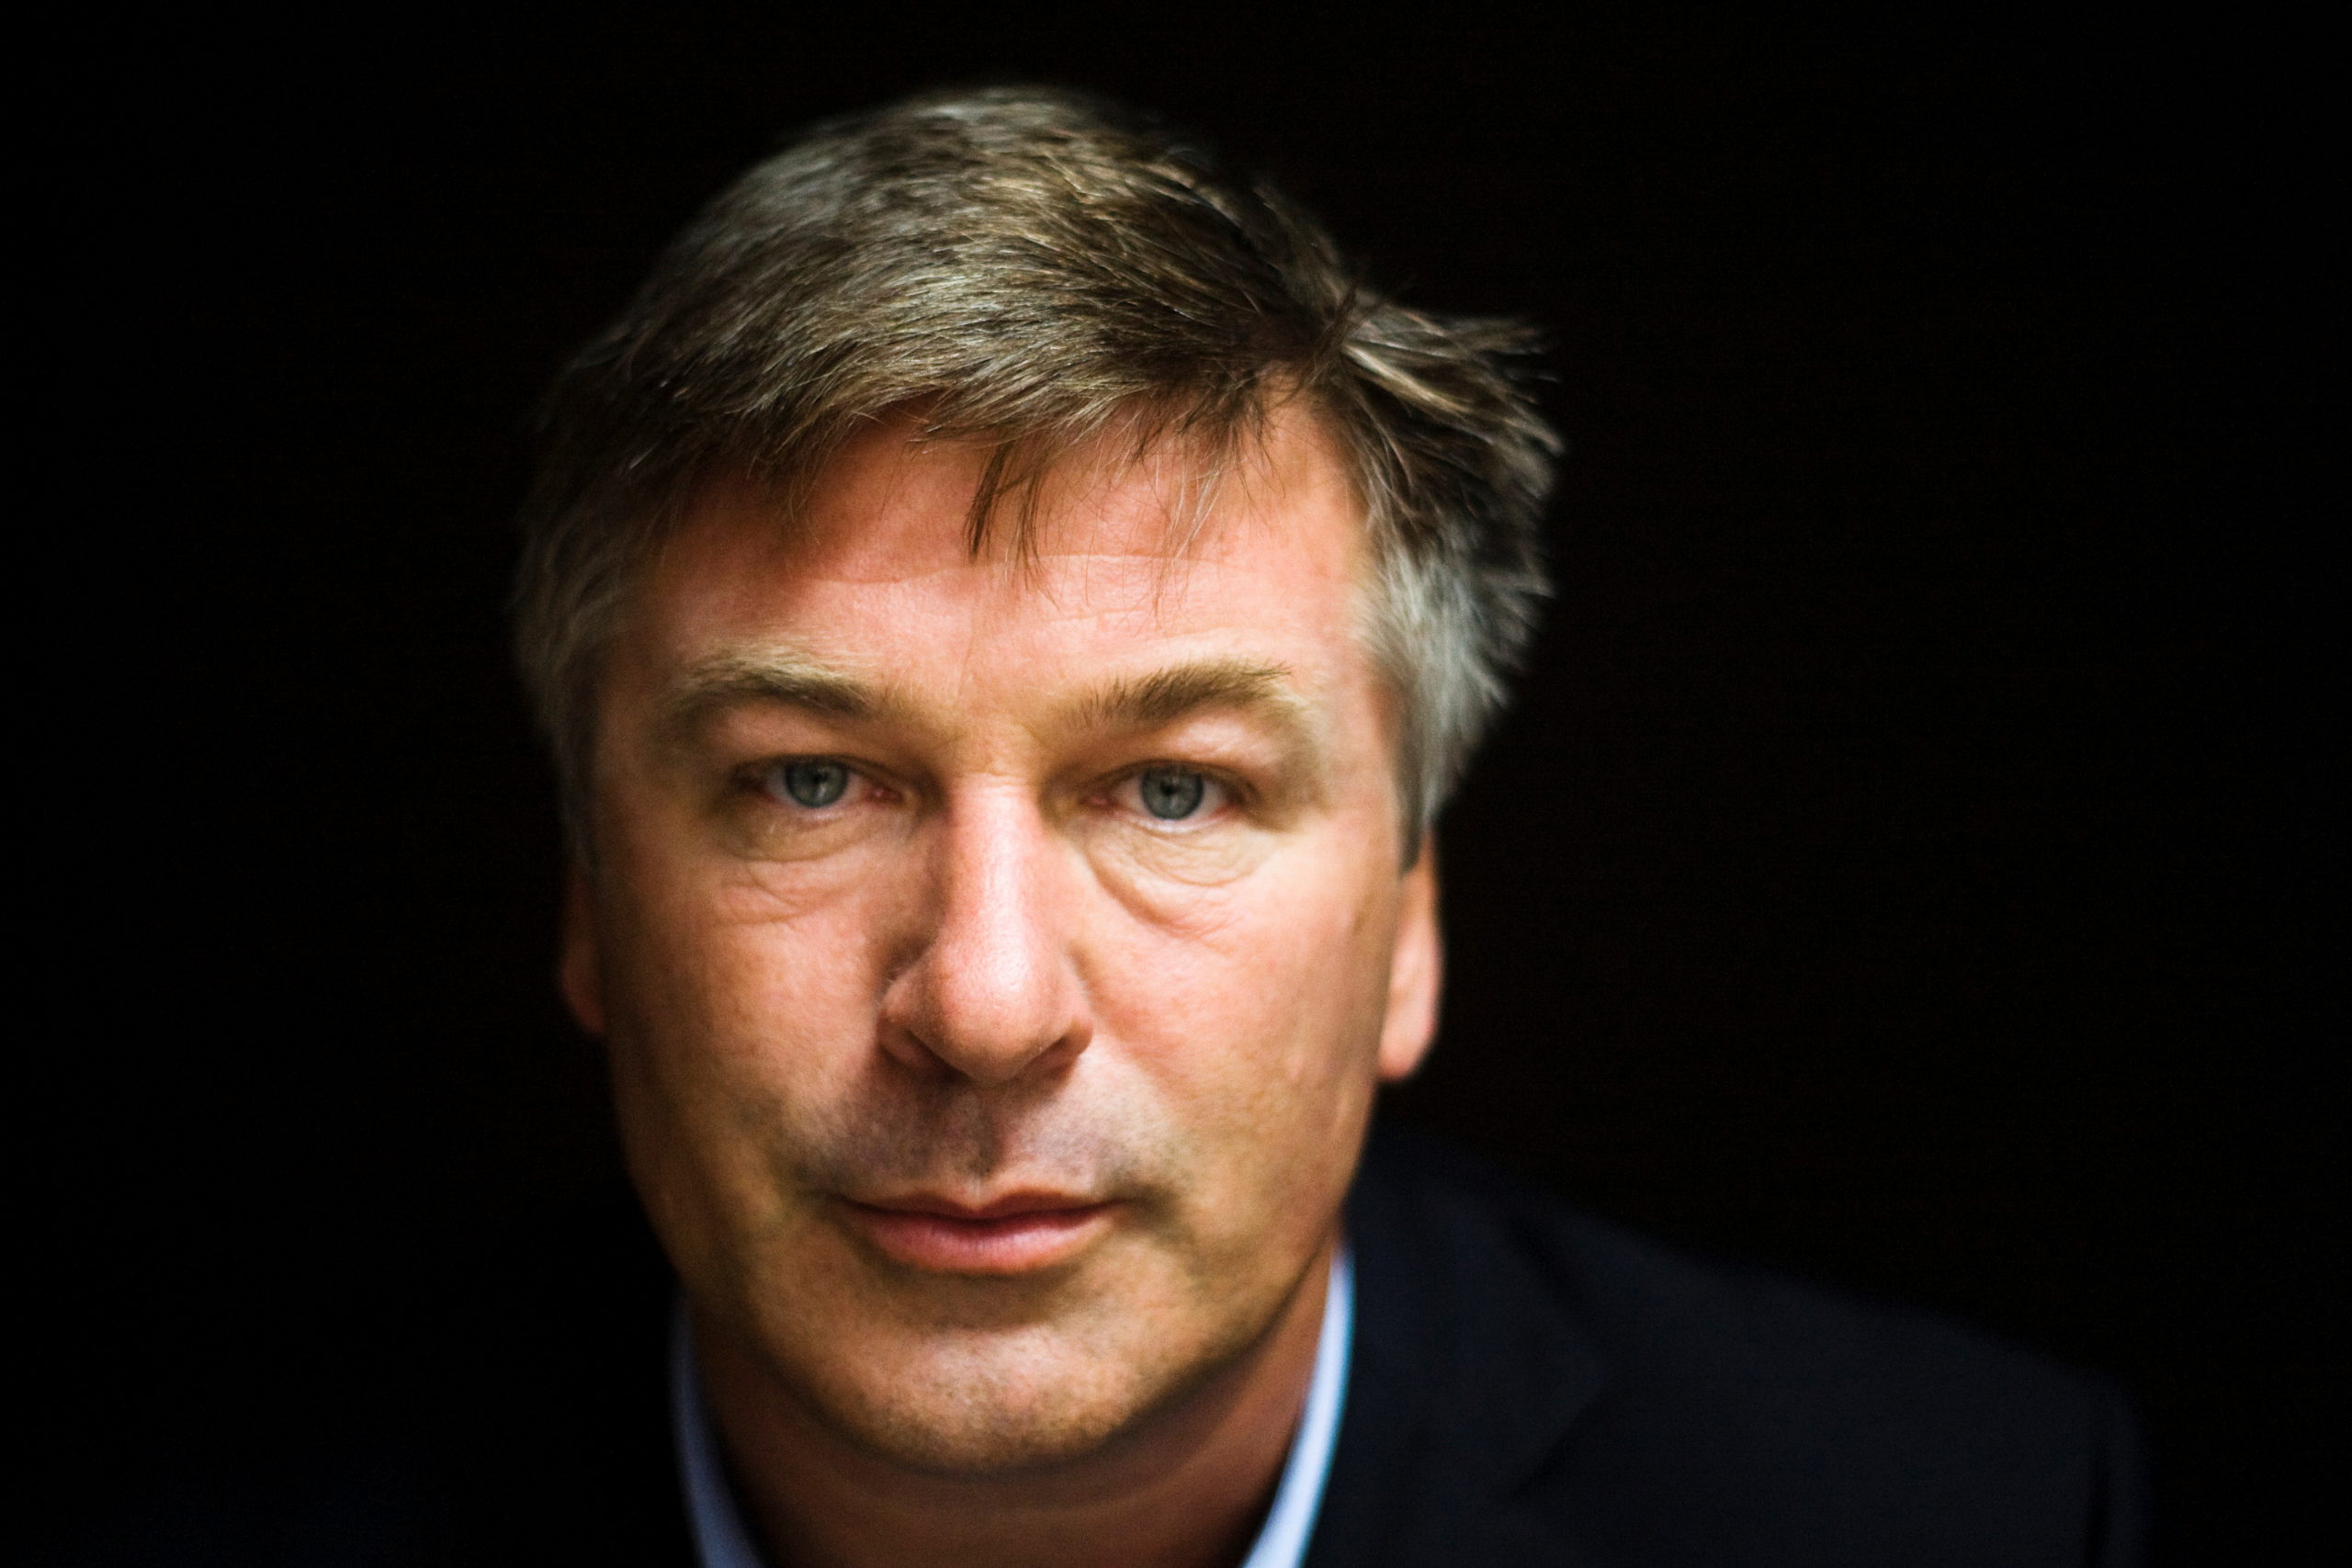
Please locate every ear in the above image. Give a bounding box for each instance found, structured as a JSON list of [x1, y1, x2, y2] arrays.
[[559, 867, 607, 1038], [1377, 838, 1442, 1081]]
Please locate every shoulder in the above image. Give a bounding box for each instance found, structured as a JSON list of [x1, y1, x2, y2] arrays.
[[1316, 1123, 2145, 1567]]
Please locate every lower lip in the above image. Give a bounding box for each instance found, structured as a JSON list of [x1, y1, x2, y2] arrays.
[[838, 1201, 1117, 1274]]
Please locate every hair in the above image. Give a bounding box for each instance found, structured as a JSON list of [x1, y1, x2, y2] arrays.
[[513, 85, 1558, 860]]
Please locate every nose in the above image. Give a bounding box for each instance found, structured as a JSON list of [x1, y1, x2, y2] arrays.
[[877, 787, 1092, 1084]]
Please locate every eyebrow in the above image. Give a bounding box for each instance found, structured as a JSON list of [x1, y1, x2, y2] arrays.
[[658, 650, 900, 739], [1058, 659, 1306, 737], [658, 649, 1319, 763]]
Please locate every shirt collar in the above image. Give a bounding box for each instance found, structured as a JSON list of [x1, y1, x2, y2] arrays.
[[673, 1247, 1356, 1568]]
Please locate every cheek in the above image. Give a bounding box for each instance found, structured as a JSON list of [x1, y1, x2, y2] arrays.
[[599, 865, 891, 1145], [1092, 889, 1392, 1277], [1088, 846, 1397, 1131], [598, 891, 893, 1280], [606, 794, 888, 1022]]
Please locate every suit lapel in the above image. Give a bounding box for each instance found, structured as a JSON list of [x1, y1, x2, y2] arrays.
[[1304, 1125, 1612, 1567]]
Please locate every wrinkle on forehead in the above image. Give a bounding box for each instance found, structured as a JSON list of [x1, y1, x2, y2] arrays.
[[670, 398, 1364, 598]]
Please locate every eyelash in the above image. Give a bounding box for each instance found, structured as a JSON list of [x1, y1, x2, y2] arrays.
[[1107, 763, 1245, 824], [745, 757, 881, 811], [741, 758, 1246, 822]]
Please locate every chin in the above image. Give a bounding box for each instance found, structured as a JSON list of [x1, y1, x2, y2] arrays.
[[781, 1281, 1282, 1478], [817, 1337, 1182, 1476]]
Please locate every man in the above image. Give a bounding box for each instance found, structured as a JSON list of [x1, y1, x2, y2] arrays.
[[450, 86, 2138, 1566]]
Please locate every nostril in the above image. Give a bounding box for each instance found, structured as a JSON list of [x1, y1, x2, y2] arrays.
[[875, 912, 1091, 1085]]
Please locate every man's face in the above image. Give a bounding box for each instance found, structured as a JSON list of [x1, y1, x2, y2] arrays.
[[564, 407, 1440, 1472]]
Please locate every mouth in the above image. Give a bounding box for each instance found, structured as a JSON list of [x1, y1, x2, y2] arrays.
[[835, 1190, 1120, 1275]]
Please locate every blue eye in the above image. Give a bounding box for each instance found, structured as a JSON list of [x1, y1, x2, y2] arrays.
[[771, 759, 850, 808], [1136, 767, 1207, 820]]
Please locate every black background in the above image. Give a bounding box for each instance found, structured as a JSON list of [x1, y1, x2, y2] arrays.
[[44, 4, 2331, 1561]]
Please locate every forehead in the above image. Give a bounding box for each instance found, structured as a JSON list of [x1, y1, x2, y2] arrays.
[[629, 407, 1375, 688]]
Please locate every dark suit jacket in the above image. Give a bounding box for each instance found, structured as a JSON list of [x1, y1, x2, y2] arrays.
[[78, 1122, 2143, 1565], [1312, 1125, 2143, 1566]]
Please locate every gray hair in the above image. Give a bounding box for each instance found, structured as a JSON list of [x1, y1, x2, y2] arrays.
[[514, 86, 1557, 859]]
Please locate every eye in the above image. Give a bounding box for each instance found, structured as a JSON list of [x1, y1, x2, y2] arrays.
[[763, 758, 853, 809], [1134, 766, 1210, 821]]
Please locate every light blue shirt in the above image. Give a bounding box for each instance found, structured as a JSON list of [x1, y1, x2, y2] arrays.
[[673, 1247, 1355, 1568]]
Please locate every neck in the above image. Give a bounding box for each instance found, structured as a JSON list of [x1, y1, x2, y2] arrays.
[[693, 1235, 1336, 1568]]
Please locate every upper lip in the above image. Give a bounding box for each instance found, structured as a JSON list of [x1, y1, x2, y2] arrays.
[[846, 1190, 1110, 1221]]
